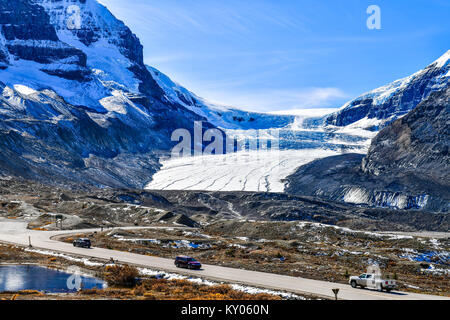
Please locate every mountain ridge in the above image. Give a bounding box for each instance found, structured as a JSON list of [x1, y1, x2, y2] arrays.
[[304, 50, 450, 131]]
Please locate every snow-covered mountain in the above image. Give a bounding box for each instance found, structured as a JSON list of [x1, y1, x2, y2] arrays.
[[0, 0, 448, 194], [283, 52, 450, 212], [0, 0, 221, 188], [315, 51, 450, 131], [286, 87, 450, 212]]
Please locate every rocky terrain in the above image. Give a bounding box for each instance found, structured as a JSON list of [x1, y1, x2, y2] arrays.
[[0, 178, 448, 232], [1, 0, 448, 197], [0, 0, 291, 190], [287, 88, 450, 213], [362, 88, 449, 186]]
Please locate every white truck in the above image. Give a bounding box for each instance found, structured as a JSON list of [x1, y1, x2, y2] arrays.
[[349, 273, 397, 292]]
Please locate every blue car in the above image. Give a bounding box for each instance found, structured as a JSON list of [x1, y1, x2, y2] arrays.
[[73, 238, 91, 249], [175, 256, 202, 270]]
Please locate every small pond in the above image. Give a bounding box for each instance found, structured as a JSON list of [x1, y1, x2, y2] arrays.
[[0, 265, 107, 293]]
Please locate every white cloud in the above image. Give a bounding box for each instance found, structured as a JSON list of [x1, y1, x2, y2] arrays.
[[202, 87, 348, 112], [268, 108, 339, 117]]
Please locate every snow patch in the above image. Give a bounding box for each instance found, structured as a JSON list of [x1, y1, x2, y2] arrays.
[[13, 85, 38, 96]]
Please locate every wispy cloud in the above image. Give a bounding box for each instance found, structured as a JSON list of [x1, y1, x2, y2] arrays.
[[145, 47, 334, 65], [100, 0, 308, 39]]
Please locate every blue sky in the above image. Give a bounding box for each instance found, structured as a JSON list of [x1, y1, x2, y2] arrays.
[[99, 0, 449, 113]]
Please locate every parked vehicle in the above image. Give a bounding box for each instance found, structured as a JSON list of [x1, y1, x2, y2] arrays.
[[73, 238, 91, 249], [174, 256, 202, 270], [349, 273, 397, 292]]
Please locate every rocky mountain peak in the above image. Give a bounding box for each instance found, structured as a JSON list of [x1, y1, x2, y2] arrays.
[[34, 0, 162, 97], [0, 0, 89, 80], [362, 86, 450, 183]]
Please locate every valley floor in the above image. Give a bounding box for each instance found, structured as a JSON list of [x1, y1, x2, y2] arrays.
[[0, 218, 448, 300], [0, 179, 448, 300], [59, 221, 450, 297]]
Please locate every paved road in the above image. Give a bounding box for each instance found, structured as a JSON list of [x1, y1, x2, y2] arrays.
[[0, 218, 448, 300]]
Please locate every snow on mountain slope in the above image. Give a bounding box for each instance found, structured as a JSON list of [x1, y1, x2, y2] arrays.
[[146, 124, 370, 192], [285, 87, 450, 212], [35, 0, 293, 130], [146, 149, 341, 193], [0, 0, 447, 194], [0, 0, 295, 188], [36, 0, 143, 94]]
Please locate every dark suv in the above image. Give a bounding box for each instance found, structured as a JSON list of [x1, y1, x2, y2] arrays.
[[174, 256, 202, 270], [73, 238, 91, 249]]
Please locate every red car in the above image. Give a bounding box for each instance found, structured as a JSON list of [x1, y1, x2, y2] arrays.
[[174, 256, 202, 270]]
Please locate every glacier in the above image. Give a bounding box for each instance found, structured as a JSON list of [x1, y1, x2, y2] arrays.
[[147, 51, 449, 193]]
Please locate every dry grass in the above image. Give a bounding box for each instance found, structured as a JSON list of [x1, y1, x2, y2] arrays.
[[102, 278, 281, 300], [104, 265, 139, 287]]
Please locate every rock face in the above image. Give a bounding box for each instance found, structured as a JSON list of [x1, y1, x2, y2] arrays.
[[35, 0, 164, 96], [286, 88, 450, 213], [362, 88, 449, 184], [307, 51, 450, 130]]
